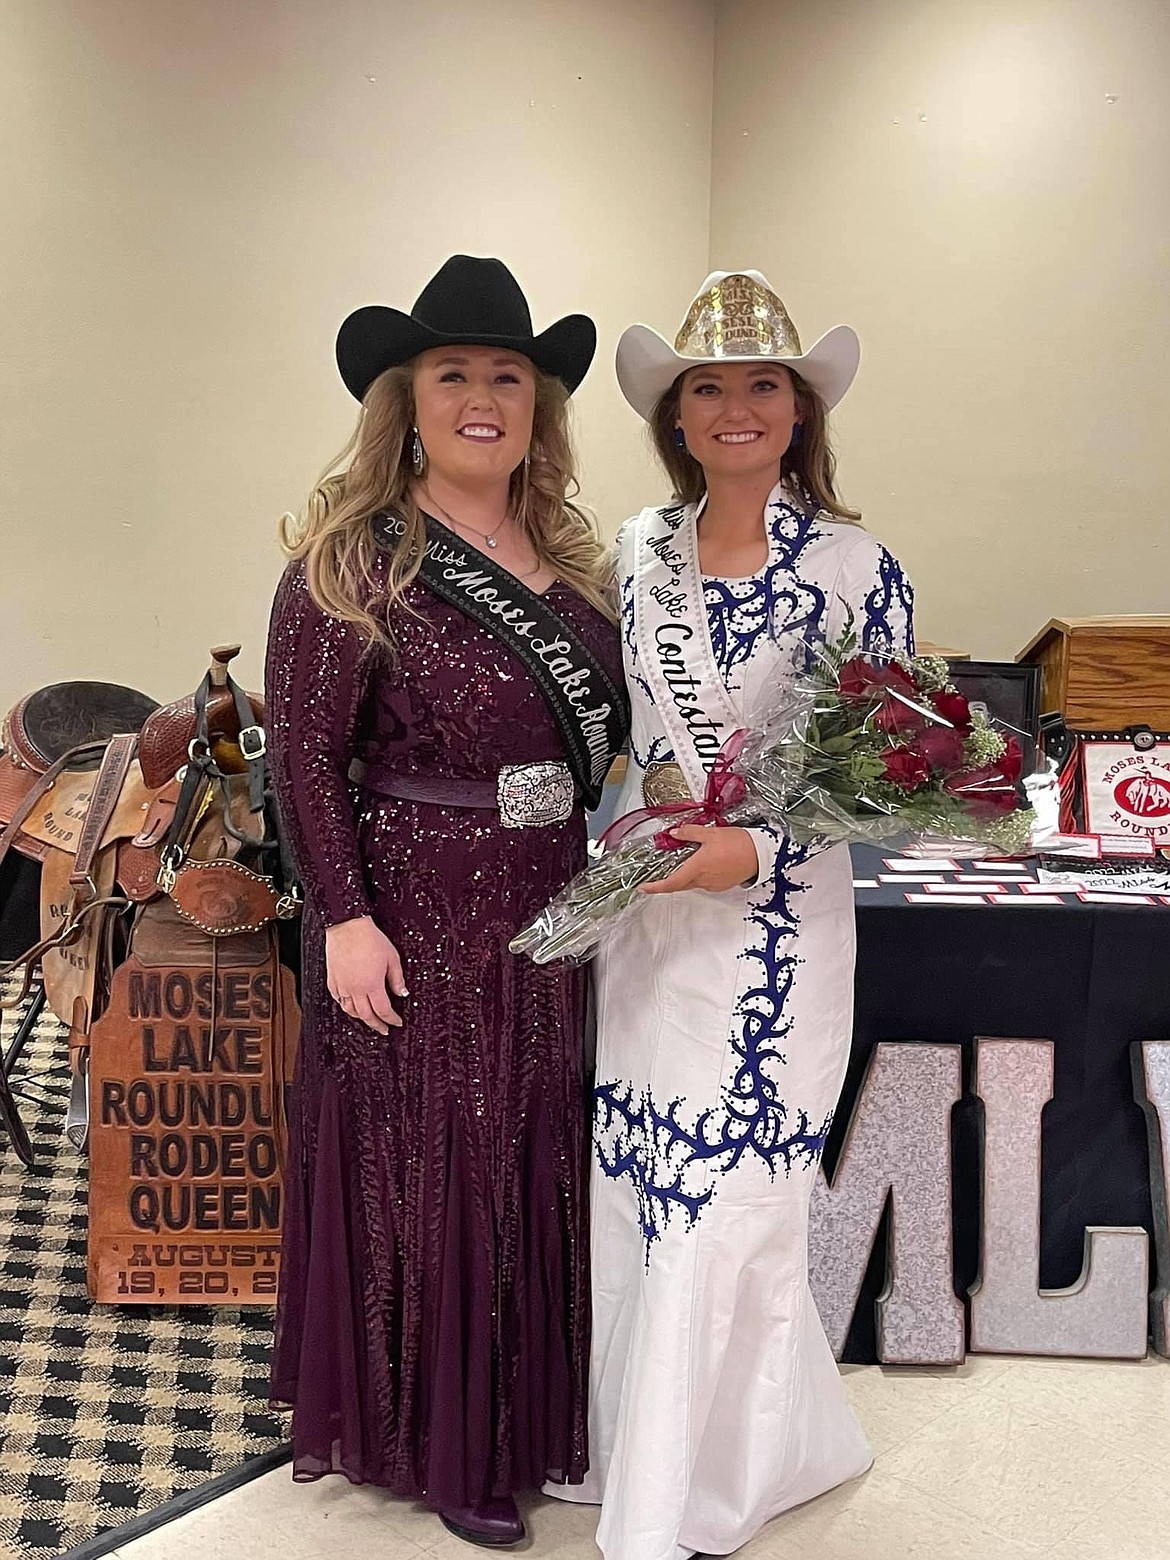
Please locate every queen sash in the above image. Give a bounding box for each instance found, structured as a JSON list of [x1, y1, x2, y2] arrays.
[[633, 502, 742, 799], [375, 512, 628, 810]]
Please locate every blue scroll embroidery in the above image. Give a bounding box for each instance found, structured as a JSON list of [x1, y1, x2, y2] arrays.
[[629, 733, 675, 771], [703, 494, 827, 684], [594, 835, 832, 1254], [859, 547, 916, 655]]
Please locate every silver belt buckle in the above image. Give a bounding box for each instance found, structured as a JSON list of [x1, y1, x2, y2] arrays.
[[497, 762, 575, 829]]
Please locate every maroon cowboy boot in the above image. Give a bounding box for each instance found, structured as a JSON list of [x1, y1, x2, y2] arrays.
[[438, 1495, 525, 1548]]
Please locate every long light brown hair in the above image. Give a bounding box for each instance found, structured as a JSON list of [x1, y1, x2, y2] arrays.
[[648, 365, 861, 523], [280, 362, 615, 646]]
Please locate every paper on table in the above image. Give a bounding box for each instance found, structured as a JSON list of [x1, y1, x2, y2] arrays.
[[1096, 834, 1156, 858], [879, 874, 946, 884], [990, 893, 1064, 905], [1078, 891, 1156, 905], [883, 858, 959, 872], [1038, 865, 1170, 893], [923, 882, 1001, 894], [904, 893, 986, 905], [1040, 834, 1102, 859]]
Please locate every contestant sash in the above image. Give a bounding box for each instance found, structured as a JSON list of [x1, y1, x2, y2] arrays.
[[374, 512, 628, 810], [633, 502, 743, 799]]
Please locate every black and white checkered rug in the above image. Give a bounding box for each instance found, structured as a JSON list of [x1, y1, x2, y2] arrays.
[[0, 981, 290, 1560]]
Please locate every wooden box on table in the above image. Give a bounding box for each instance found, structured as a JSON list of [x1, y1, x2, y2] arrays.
[[1016, 616, 1170, 727]]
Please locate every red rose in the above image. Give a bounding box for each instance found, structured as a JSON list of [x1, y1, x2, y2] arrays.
[[999, 735, 1024, 784], [882, 746, 932, 790], [932, 690, 972, 730], [838, 657, 881, 701], [873, 694, 928, 737], [838, 656, 918, 704], [945, 763, 1018, 814], [914, 724, 968, 773]]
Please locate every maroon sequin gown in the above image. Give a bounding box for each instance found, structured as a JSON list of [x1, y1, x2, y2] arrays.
[[264, 558, 620, 1506]]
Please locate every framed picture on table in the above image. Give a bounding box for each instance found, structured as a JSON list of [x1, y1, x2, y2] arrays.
[[944, 659, 1043, 776]]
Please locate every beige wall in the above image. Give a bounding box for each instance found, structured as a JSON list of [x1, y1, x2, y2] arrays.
[[0, 0, 713, 712], [711, 0, 1170, 659], [4, 0, 1168, 712]]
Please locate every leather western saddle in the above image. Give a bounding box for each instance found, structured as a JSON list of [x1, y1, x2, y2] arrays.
[[0, 646, 301, 1163]]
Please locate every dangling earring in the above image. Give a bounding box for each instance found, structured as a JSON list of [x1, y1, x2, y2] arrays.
[[411, 427, 426, 477], [518, 448, 532, 518], [673, 426, 687, 451]]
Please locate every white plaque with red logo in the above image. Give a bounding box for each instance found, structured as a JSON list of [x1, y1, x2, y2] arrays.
[[1080, 738, 1170, 848]]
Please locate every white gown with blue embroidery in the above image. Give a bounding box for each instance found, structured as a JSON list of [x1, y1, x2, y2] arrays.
[[557, 485, 914, 1560]]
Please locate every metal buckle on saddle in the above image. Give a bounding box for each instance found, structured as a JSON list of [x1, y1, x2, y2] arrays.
[[497, 762, 575, 829], [156, 842, 183, 895], [238, 724, 267, 762]]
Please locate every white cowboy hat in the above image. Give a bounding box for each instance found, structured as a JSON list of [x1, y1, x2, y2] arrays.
[[615, 269, 860, 420]]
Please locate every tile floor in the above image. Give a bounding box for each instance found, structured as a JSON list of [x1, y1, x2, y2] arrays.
[[109, 1354, 1170, 1560]]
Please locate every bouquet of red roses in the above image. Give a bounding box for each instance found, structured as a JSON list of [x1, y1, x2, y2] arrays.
[[510, 627, 1034, 965], [783, 645, 1027, 836]]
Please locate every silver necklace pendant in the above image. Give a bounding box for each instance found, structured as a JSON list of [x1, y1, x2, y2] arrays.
[[487, 537, 498, 548]]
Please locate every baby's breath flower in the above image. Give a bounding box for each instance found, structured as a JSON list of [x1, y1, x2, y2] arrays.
[[910, 655, 952, 693], [964, 725, 1007, 767]]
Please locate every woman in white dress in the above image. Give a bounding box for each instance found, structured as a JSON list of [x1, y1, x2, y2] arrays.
[[550, 271, 915, 1560]]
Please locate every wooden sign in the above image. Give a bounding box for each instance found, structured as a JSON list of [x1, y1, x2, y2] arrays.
[[87, 953, 299, 1305]]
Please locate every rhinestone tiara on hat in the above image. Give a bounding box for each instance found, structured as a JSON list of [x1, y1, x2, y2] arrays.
[[673, 271, 802, 360]]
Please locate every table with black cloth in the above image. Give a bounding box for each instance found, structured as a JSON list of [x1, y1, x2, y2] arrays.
[[836, 842, 1170, 1363]]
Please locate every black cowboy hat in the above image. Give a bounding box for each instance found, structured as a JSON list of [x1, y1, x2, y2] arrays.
[[335, 254, 597, 401]]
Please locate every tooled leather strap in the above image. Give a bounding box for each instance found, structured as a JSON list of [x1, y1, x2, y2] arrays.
[[0, 738, 126, 1013], [0, 740, 108, 883], [1, 692, 45, 774], [69, 734, 137, 893]]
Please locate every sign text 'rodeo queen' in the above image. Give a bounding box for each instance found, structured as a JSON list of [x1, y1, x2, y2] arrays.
[[87, 955, 295, 1305]]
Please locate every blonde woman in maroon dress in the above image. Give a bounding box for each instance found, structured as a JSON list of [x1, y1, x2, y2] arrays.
[[265, 256, 626, 1549]]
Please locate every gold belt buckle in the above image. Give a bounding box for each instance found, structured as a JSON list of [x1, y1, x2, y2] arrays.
[[642, 761, 693, 809]]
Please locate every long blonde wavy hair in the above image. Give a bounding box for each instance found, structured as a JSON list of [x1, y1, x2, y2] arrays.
[[648, 365, 861, 523], [281, 361, 615, 646]]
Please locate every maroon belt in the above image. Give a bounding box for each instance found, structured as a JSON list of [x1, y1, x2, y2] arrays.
[[349, 759, 577, 829], [350, 762, 497, 808]]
